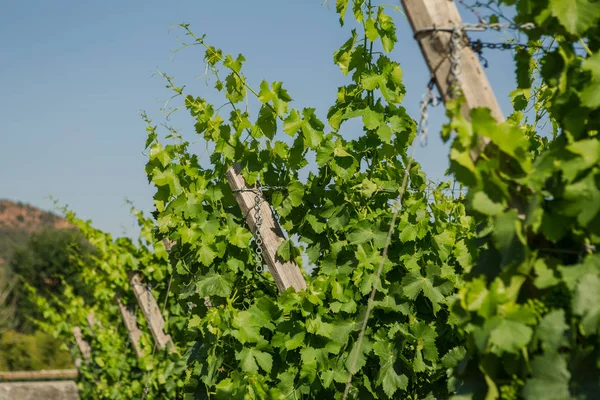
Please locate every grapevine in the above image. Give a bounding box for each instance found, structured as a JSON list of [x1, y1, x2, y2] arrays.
[[23, 1, 600, 399]]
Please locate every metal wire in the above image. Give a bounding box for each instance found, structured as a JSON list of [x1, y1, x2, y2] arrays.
[[342, 101, 431, 399], [419, 78, 440, 147]]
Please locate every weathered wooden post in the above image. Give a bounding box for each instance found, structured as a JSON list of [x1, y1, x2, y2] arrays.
[[226, 163, 307, 293], [72, 326, 91, 364], [400, 0, 504, 122], [129, 273, 174, 351], [86, 312, 96, 331], [116, 295, 144, 358]]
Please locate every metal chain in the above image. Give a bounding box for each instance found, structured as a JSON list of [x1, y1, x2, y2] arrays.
[[448, 25, 463, 98], [418, 78, 440, 147], [415, 22, 540, 73], [232, 185, 286, 273], [413, 22, 534, 40], [253, 187, 264, 272], [468, 39, 544, 68]]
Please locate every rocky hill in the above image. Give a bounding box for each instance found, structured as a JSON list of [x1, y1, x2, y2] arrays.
[[0, 200, 71, 267]]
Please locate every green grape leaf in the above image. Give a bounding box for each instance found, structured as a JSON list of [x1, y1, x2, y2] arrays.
[[549, 0, 600, 35], [522, 354, 571, 400], [283, 109, 303, 136], [149, 143, 171, 167], [276, 239, 299, 261], [535, 309, 569, 353], [196, 273, 232, 298], [306, 316, 335, 338], [345, 338, 372, 374], [365, 18, 379, 41], [399, 222, 418, 243], [377, 124, 393, 143], [235, 347, 273, 373], [572, 272, 600, 335], [230, 226, 253, 249], [562, 172, 600, 226], [373, 339, 408, 397], [471, 191, 505, 216], [188, 314, 202, 329], [361, 71, 384, 90], [411, 321, 439, 363], [401, 271, 445, 313], [580, 82, 600, 109], [533, 259, 559, 289], [362, 109, 383, 130], [441, 347, 466, 369], [433, 230, 455, 262], [488, 318, 533, 355], [287, 181, 305, 207], [152, 169, 182, 196], [256, 106, 277, 139], [336, 0, 350, 24], [197, 243, 217, 266]]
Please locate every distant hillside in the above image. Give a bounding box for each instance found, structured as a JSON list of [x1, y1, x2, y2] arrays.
[[0, 200, 71, 267]]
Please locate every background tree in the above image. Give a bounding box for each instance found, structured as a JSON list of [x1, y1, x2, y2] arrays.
[[8, 228, 94, 332]]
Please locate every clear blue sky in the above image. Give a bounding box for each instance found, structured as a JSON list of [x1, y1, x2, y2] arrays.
[[0, 0, 518, 238]]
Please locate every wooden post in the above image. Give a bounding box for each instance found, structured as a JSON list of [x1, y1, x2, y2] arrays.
[[162, 238, 176, 253], [86, 312, 96, 331], [116, 295, 144, 358], [129, 273, 174, 351], [226, 163, 307, 293], [400, 0, 504, 125], [72, 327, 91, 363]]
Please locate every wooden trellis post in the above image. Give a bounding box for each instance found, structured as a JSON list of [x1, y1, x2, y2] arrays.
[[400, 0, 504, 122], [86, 312, 96, 331], [72, 326, 91, 364], [226, 163, 307, 293], [129, 272, 174, 352], [116, 294, 144, 358]]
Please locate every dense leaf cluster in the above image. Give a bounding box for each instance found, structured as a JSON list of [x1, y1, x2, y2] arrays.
[[445, 0, 600, 399], [28, 0, 600, 399], [139, 1, 475, 398], [27, 210, 187, 398]]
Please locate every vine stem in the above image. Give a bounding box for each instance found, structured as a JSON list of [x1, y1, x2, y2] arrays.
[[180, 25, 283, 120], [342, 130, 418, 399], [579, 38, 593, 56]]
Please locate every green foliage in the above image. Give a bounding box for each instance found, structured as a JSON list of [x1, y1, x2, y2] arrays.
[[9, 228, 93, 332], [444, 1, 600, 398], [0, 330, 72, 371], [25, 209, 187, 399], [140, 2, 473, 398], [25, 1, 600, 399]]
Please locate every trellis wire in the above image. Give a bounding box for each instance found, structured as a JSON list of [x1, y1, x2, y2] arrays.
[[342, 19, 539, 400]]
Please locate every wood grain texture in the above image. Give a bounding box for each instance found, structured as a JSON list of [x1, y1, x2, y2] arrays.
[[226, 163, 307, 293], [400, 0, 504, 123], [129, 273, 174, 352], [116, 295, 144, 358], [71, 327, 90, 363]]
